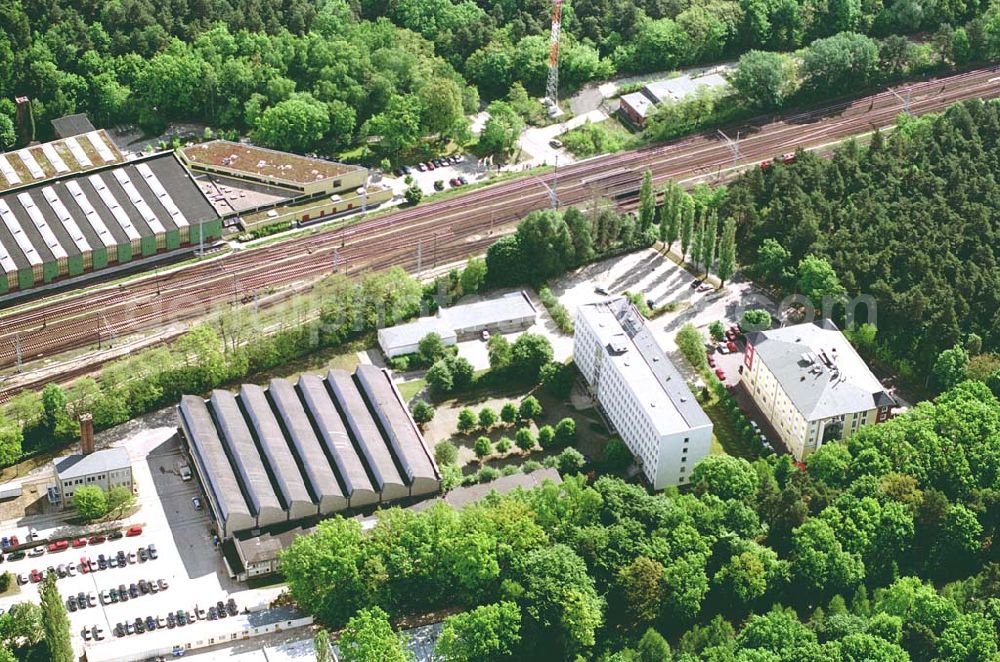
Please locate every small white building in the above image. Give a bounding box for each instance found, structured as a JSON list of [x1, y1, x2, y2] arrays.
[[377, 318, 457, 359], [741, 319, 895, 461], [377, 290, 537, 358], [51, 447, 133, 508], [575, 297, 713, 489]]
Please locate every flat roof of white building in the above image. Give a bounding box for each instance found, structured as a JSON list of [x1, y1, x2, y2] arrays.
[[440, 290, 536, 333], [579, 298, 711, 435]]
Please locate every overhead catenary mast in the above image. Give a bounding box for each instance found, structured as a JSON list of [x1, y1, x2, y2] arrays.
[[544, 0, 564, 118]]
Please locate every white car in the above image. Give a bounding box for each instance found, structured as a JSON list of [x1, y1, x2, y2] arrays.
[[481, 330, 490, 341], [717, 343, 730, 355]]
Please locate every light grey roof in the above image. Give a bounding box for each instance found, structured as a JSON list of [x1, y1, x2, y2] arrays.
[[209, 389, 283, 519], [297, 374, 374, 498], [354, 365, 438, 485], [745, 319, 892, 420], [620, 91, 656, 118], [579, 297, 712, 433], [326, 370, 406, 494], [54, 447, 130, 480], [439, 290, 536, 333], [238, 384, 313, 510], [268, 378, 345, 505], [178, 396, 252, 526], [377, 318, 456, 356]]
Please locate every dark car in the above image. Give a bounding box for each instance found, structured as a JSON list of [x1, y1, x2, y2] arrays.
[[176, 610, 187, 626], [138, 579, 149, 594], [108, 531, 124, 540], [77, 592, 87, 609], [129, 583, 139, 599], [145, 616, 156, 631], [166, 612, 176, 629], [114, 623, 125, 638], [401, 165, 412, 175], [88, 535, 106, 545], [433, 180, 444, 191], [458, 175, 468, 185], [392, 167, 403, 177], [208, 606, 217, 620], [138, 547, 148, 562], [66, 596, 77, 612], [226, 598, 238, 616], [109, 588, 118, 603], [134, 618, 145, 634], [118, 584, 128, 602], [97, 554, 107, 570], [7, 551, 24, 561]]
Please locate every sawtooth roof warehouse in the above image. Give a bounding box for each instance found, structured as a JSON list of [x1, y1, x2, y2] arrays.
[[176, 365, 440, 548]]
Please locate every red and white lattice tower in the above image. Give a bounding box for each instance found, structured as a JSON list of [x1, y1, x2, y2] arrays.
[[545, 0, 563, 115]]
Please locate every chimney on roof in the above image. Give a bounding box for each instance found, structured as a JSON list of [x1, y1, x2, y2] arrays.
[[14, 96, 34, 147], [79, 414, 95, 455]]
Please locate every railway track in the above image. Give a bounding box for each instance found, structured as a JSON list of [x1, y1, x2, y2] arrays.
[[0, 65, 997, 385]]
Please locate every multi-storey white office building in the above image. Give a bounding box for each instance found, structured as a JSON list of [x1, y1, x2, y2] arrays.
[[575, 297, 713, 489], [741, 319, 895, 461]]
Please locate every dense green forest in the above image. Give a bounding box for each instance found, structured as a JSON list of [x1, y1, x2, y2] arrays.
[[720, 98, 1000, 377], [281, 379, 1000, 660], [3, 0, 1000, 156]]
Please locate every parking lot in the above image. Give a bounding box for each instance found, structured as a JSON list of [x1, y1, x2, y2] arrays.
[[382, 155, 489, 197], [0, 421, 284, 658]]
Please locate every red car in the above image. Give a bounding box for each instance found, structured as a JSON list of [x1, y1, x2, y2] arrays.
[[727, 341, 738, 353], [426, 161, 435, 171], [71, 538, 87, 548], [47, 540, 68, 553], [760, 160, 771, 170], [9, 535, 17, 548], [707, 355, 716, 368], [79, 557, 91, 573], [782, 152, 796, 164], [725, 329, 737, 341], [714, 368, 727, 380], [125, 526, 142, 537], [29, 569, 42, 583], [87, 535, 106, 545]]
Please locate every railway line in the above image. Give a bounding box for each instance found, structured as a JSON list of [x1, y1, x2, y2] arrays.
[[0, 64, 997, 385]]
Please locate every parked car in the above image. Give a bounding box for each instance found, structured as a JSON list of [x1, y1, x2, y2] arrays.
[[77, 592, 87, 609], [125, 526, 142, 537], [717, 343, 730, 355], [157, 615, 167, 628], [29, 569, 41, 583], [134, 618, 145, 634], [138, 579, 149, 594], [158, 579, 169, 590], [7, 551, 24, 561], [416, 163, 426, 172], [114, 623, 125, 638], [166, 612, 176, 628], [208, 606, 217, 620], [97, 554, 107, 570], [66, 564, 76, 577], [109, 588, 118, 603], [760, 160, 771, 170], [125, 621, 135, 635], [481, 329, 490, 341], [149, 579, 159, 594], [216, 600, 227, 618], [82, 626, 91, 641], [146, 616, 156, 631], [71, 538, 87, 548], [147, 544, 157, 560], [66, 596, 77, 612], [782, 152, 796, 164], [129, 583, 139, 599], [194, 605, 205, 619], [128, 551, 137, 564], [226, 598, 238, 616], [108, 531, 124, 540], [425, 161, 435, 171], [118, 584, 128, 602], [433, 180, 444, 191], [707, 355, 716, 368], [17, 573, 28, 585], [56, 564, 67, 578], [87, 593, 97, 608], [88, 535, 106, 545], [138, 547, 148, 562], [549, 138, 563, 149], [93, 625, 105, 641], [109, 556, 118, 568], [1, 537, 9, 550], [28, 547, 44, 557], [176, 609, 187, 626], [100, 590, 111, 605], [458, 175, 468, 185], [726, 341, 738, 353], [449, 177, 460, 187], [714, 368, 727, 380]]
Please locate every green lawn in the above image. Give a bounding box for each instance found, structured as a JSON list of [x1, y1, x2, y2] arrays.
[[398, 378, 427, 403], [700, 392, 759, 460]]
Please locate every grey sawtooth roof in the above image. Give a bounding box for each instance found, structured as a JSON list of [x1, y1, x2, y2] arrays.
[[177, 396, 253, 535], [208, 389, 285, 527], [297, 374, 377, 506], [326, 370, 408, 500], [745, 319, 893, 420], [267, 378, 347, 514], [354, 365, 439, 494], [238, 384, 316, 519]]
